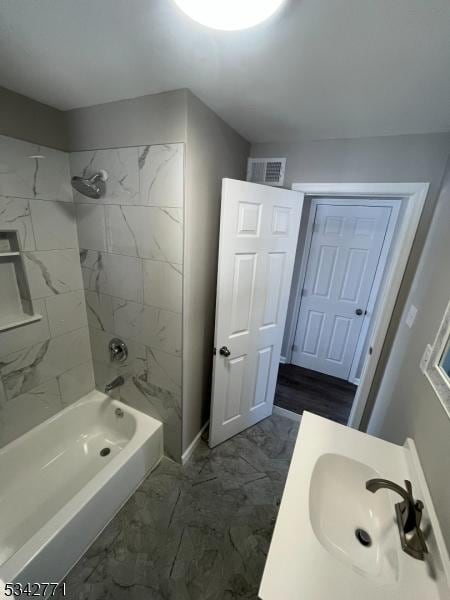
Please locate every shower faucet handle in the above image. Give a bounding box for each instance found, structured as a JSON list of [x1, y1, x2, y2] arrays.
[[109, 338, 128, 362]]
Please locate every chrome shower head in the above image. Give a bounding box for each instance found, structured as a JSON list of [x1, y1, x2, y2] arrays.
[[71, 170, 107, 199]]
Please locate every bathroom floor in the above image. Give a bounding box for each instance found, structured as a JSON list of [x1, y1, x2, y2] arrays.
[[275, 364, 356, 424], [58, 414, 299, 600]]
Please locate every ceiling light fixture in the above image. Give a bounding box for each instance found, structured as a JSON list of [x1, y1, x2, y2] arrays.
[[173, 0, 286, 31]]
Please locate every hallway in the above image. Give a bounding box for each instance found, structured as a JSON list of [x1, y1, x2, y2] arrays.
[[275, 364, 357, 424]]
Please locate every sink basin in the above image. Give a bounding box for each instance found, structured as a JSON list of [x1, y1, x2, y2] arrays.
[[260, 412, 450, 600], [309, 453, 399, 582]]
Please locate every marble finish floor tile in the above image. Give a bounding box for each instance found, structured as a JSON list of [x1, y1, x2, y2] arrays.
[[58, 414, 299, 600]]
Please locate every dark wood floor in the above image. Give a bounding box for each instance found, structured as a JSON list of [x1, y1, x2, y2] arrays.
[[275, 363, 357, 424]]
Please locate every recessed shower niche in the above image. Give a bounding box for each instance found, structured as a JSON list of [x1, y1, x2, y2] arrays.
[[0, 230, 41, 332]]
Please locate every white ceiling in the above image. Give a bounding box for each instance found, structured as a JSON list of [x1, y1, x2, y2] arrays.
[[0, 0, 449, 143]]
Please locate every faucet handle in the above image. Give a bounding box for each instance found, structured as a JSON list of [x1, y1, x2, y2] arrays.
[[395, 480, 419, 533], [402, 499, 429, 559], [412, 499, 425, 530], [397, 485, 428, 559], [366, 477, 428, 560], [404, 479, 414, 499]]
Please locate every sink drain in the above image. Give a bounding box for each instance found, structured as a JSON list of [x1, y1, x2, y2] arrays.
[[355, 528, 372, 547], [100, 447, 111, 457]]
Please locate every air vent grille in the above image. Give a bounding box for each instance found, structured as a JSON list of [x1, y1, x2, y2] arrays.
[[247, 157, 286, 187]]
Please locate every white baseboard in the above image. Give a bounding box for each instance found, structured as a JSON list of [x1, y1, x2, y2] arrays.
[[181, 420, 210, 465], [273, 405, 302, 422], [280, 356, 287, 364]]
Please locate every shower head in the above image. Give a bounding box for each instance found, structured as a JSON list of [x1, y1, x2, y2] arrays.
[[71, 170, 108, 199]]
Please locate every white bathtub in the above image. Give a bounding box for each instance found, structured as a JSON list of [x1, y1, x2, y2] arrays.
[[0, 390, 163, 595]]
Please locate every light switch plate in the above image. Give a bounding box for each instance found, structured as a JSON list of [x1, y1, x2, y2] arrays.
[[405, 304, 418, 328], [420, 344, 433, 373]]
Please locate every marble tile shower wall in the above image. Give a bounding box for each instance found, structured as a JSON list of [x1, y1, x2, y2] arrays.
[[0, 135, 94, 448], [70, 144, 184, 461]]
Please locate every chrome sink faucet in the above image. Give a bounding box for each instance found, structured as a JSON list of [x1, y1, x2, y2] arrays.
[[366, 478, 428, 560]]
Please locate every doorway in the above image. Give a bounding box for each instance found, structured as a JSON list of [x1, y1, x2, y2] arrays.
[[276, 183, 429, 427], [292, 200, 399, 379], [209, 180, 428, 447], [275, 364, 356, 424], [274, 197, 400, 423]]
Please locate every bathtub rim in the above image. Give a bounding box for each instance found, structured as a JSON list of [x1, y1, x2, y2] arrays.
[[0, 389, 163, 582], [0, 389, 147, 458]]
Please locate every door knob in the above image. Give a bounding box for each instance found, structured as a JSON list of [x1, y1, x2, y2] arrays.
[[219, 346, 231, 357], [355, 308, 363, 316]]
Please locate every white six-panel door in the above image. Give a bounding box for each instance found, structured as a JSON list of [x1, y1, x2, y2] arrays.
[[209, 179, 303, 448], [292, 203, 392, 379]]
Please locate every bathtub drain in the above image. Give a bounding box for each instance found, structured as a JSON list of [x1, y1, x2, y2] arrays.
[[100, 447, 111, 457]]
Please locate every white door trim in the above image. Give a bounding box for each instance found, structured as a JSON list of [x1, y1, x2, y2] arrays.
[[290, 182, 429, 430], [348, 199, 401, 385]]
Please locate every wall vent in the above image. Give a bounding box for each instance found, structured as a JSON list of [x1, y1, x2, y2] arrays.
[[247, 157, 286, 187]]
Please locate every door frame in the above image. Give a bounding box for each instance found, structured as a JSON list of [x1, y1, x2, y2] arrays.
[[288, 197, 401, 385], [289, 182, 429, 430], [347, 199, 401, 385]]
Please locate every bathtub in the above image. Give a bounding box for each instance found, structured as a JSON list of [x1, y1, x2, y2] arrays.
[[0, 390, 163, 596]]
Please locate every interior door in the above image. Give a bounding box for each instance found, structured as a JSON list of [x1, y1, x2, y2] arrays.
[[209, 179, 304, 448], [292, 203, 392, 379]]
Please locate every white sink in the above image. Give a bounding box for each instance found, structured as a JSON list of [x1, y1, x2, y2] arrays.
[[309, 453, 399, 582], [260, 413, 450, 600]]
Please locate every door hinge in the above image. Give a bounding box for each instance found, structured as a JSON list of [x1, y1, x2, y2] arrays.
[[301, 288, 307, 297], [369, 346, 373, 355], [292, 344, 299, 353]]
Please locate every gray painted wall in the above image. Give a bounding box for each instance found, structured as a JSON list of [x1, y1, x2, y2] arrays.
[[66, 90, 188, 151], [0, 86, 188, 152], [368, 161, 450, 553], [251, 134, 450, 552], [0, 86, 68, 150], [251, 133, 450, 373], [63, 87, 250, 455], [183, 92, 250, 453], [0, 85, 249, 460]]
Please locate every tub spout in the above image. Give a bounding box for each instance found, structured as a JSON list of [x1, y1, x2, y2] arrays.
[[105, 376, 124, 393]]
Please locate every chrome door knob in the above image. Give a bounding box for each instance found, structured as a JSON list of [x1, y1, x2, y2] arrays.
[[219, 346, 231, 357]]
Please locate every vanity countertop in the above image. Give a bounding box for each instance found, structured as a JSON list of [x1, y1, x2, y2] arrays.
[[259, 412, 450, 600]]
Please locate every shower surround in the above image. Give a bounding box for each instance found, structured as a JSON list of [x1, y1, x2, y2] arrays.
[[0, 134, 183, 460], [0, 90, 249, 462], [71, 144, 184, 460], [0, 134, 94, 447]]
